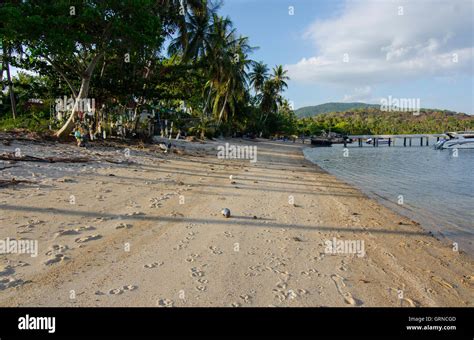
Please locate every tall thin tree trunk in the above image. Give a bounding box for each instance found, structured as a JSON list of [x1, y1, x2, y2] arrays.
[[0, 41, 4, 87], [55, 76, 91, 139], [203, 84, 212, 117], [5, 45, 17, 120], [217, 91, 229, 125]]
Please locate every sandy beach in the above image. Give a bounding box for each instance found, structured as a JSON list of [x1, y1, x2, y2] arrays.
[[0, 137, 472, 307]]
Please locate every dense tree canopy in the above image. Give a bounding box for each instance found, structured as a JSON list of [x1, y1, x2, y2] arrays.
[[0, 0, 294, 139]]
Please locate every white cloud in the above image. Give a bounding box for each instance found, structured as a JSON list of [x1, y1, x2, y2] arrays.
[[286, 0, 473, 86], [342, 86, 372, 102]]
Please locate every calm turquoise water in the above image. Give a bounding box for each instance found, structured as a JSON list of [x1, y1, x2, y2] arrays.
[[303, 141, 474, 256]]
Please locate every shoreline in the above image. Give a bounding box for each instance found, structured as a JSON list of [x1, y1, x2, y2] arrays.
[[302, 145, 474, 258], [0, 137, 472, 306]]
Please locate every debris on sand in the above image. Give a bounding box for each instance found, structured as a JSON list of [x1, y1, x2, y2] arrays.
[[221, 208, 231, 218], [0, 152, 91, 163], [0, 178, 36, 187]]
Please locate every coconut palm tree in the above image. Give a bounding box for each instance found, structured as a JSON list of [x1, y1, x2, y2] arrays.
[[249, 61, 268, 95], [272, 65, 289, 93], [259, 79, 279, 125], [167, 0, 220, 63], [204, 15, 254, 125]]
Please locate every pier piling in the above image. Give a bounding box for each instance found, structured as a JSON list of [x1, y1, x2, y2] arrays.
[[347, 134, 447, 148]]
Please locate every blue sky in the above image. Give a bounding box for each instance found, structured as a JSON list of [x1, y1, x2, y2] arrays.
[[220, 0, 474, 113]]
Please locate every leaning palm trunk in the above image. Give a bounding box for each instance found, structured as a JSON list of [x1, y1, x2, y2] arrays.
[[55, 53, 102, 139], [202, 84, 213, 117], [217, 91, 229, 126]]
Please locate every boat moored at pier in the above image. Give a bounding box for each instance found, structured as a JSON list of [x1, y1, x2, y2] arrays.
[[434, 132, 474, 149]]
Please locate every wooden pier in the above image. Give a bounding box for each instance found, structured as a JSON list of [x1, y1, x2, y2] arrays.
[[347, 134, 447, 147]]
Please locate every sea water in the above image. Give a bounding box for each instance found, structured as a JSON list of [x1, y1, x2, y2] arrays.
[[304, 140, 474, 256]]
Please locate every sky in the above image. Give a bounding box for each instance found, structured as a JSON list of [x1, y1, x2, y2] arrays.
[[220, 0, 474, 113]]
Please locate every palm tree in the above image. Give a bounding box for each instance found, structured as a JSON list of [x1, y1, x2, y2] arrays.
[[167, 0, 219, 63], [249, 61, 268, 95], [272, 65, 289, 93], [259, 79, 279, 125], [205, 15, 254, 125], [168, 6, 255, 128]]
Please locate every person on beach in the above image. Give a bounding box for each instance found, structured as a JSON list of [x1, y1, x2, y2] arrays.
[[74, 124, 84, 147]]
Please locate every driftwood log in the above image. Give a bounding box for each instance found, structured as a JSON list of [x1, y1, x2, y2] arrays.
[[0, 178, 36, 187], [0, 153, 91, 163]]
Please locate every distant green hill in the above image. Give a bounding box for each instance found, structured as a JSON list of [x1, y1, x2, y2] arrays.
[[295, 102, 380, 118]]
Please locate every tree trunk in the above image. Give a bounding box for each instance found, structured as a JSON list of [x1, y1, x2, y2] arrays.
[[5, 45, 17, 120], [203, 84, 212, 117], [55, 76, 91, 139], [55, 53, 102, 139], [0, 41, 4, 88], [217, 91, 229, 125]]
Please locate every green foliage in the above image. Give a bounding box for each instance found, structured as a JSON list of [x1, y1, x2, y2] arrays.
[[0, 115, 51, 132], [299, 109, 474, 135]]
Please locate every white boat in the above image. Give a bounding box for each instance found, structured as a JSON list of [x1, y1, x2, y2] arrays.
[[434, 131, 474, 149], [366, 138, 390, 145]]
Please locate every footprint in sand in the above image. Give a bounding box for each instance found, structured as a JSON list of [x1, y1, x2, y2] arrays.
[[55, 229, 80, 237], [108, 285, 137, 295], [0, 265, 15, 276], [125, 211, 145, 216], [195, 286, 207, 292], [44, 253, 69, 266], [157, 298, 174, 307], [55, 225, 95, 238], [300, 268, 319, 277], [239, 294, 252, 304], [76, 225, 96, 232], [45, 244, 69, 256], [331, 274, 362, 306], [190, 267, 205, 277], [230, 302, 241, 307], [314, 253, 326, 261], [0, 277, 24, 291], [209, 246, 223, 255], [75, 234, 102, 243], [14, 261, 29, 268], [339, 260, 348, 272], [116, 223, 132, 229], [109, 288, 123, 295], [463, 275, 474, 281], [144, 262, 163, 268], [185, 254, 200, 263]]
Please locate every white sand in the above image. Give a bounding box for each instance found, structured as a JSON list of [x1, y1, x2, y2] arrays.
[[0, 138, 472, 306]]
